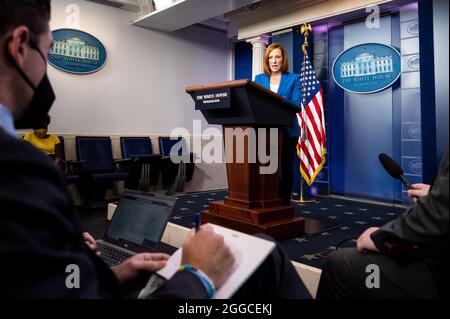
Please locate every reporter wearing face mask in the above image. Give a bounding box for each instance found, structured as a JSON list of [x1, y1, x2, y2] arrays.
[[23, 113, 65, 170]]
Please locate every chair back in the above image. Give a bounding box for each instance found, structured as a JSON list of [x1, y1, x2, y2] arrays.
[[76, 136, 115, 173], [58, 136, 66, 161], [158, 137, 187, 157], [120, 137, 153, 158]]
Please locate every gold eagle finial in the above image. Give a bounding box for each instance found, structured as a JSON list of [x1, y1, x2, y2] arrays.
[[300, 23, 312, 55]]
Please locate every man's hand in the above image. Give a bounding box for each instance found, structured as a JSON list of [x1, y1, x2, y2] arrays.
[[182, 225, 235, 289], [112, 253, 170, 285], [83, 232, 100, 256], [357, 227, 380, 252], [408, 183, 431, 203]]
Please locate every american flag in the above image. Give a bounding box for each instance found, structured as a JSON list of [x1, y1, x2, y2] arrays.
[[296, 54, 326, 186]]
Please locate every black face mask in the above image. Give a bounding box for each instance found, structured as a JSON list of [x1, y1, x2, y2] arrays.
[[4, 38, 55, 129]]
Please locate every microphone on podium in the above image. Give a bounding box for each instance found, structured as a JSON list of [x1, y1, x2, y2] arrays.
[[378, 153, 412, 189]]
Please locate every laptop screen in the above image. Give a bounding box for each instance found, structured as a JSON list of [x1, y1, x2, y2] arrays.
[[106, 191, 174, 249]]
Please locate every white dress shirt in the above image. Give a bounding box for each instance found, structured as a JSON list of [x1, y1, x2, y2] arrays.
[[0, 104, 16, 137]]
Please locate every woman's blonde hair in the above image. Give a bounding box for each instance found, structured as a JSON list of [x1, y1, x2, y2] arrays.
[[263, 43, 289, 75]]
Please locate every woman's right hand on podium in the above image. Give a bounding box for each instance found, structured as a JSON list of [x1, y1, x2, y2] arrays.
[[182, 225, 235, 289]]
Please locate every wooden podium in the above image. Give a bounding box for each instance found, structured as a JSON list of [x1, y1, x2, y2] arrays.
[[186, 80, 304, 238]]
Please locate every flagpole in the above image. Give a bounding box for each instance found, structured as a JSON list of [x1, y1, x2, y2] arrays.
[[294, 23, 315, 204], [293, 23, 334, 235]]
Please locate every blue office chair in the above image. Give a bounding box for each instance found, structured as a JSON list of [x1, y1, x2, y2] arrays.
[[158, 136, 195, 193], [120, 137, 162, 191], [76, 136, 129, 204], [58, 136, 82, 184]]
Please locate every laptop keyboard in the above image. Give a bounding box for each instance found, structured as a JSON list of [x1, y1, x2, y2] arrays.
[[97, 242, 178, 268], [97, 242, 135, 267]]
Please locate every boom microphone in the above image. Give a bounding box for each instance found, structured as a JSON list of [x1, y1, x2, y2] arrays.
[[378, 153, 412, 189]]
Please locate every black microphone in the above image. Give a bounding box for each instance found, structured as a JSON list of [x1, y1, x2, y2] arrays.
[[378, 153, 412, 189]]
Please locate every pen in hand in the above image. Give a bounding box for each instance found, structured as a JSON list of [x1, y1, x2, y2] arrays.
[[194, 213, 201, 233]]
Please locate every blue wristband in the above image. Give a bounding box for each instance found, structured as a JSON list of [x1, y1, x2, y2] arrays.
[[178, 264, 216, 298]]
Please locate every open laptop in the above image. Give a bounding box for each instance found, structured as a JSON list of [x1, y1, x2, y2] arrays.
[[96, 190, 177, 267]]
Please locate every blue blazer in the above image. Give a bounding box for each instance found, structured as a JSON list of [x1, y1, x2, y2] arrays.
[[254, 72, 301, 137]]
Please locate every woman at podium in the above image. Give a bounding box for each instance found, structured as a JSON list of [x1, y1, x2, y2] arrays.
[[255, 43, 301, 204]]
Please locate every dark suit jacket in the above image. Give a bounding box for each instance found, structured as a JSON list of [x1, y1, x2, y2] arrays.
[[371, 147, 449, 255], [0, 128, 207, 299], [255, 72, 301, 137]]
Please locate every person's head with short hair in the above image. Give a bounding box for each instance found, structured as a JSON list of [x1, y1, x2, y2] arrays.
[[0, 0, 51, 46], [263, 43, 289, 75], [0, 0, 53, 124]]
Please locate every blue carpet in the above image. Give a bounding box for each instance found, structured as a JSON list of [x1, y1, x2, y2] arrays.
[[169, 190, 405, 269]]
